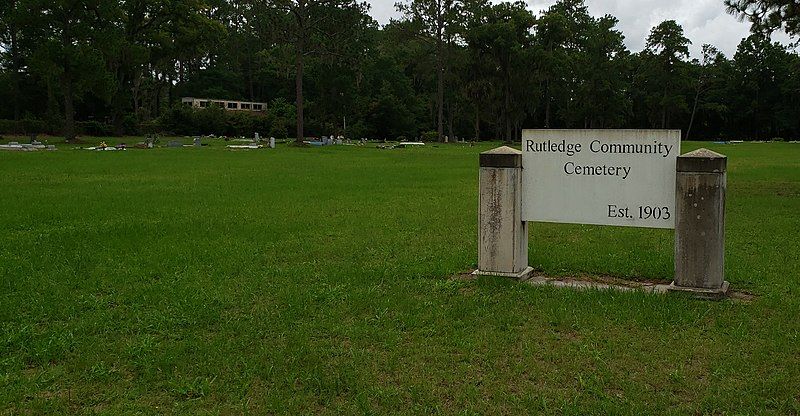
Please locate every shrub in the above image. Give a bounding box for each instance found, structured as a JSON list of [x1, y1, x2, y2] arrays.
[[22, 119, 49, 134], [268, 123, 288, 141], [123, 115, 140, 135], [421, 130, 438, 142], [138, 121, 159, 135], [76, 121, 114, 136], [158, 105, 198, 136], [225, 111, 258, 137], [195, 106, 227, 135], [0, 119, 50, 135], [157, 100, 295, 137], [0, 120, 18, 134]]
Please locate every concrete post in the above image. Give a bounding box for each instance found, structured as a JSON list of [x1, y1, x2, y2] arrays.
[[669, 148, 729, 299], [474, 146, 532, 279]]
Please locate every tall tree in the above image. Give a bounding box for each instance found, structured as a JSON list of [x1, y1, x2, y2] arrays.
[[397, 0, 460, 142], [534, 0, 593, 128], [730, 33, 798, 139], [643, 20, 691, 129], [685, 44, 729, 140], [464, 1, 533, 141], [24, 0, 115, 141], [726, 0, 800, 37], [0, 0, 25, 121], [257, 0, 369, 144], [571, 14, 630, 128]]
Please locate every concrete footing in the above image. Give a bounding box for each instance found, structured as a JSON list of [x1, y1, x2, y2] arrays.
[[473, 266, 533, 280], [667, 281, 730, 300]]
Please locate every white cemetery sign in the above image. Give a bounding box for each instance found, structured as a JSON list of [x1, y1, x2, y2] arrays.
[[522, 129, 680, 229]]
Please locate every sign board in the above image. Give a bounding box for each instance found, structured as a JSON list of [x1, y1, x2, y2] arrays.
[[521, 129, 680, 229]]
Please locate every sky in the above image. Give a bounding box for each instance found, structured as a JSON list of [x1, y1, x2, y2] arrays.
[[366, 0, 795, 58]]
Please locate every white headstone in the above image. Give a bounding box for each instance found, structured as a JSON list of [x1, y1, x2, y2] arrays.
[[522, 129, 680, 229], [269, 137, 275, 148]]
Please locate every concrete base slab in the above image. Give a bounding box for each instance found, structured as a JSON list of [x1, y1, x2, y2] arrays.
[[463, 270, 738, 301], [667, 281, 730, 300], [525, 275, 671, 294], [473, 267, 534, 280]]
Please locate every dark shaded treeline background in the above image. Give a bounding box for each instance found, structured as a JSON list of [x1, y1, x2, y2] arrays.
[[0, 0, 798, 141]]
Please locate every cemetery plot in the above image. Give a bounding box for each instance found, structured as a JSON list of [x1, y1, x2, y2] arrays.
[[0, 142, 798, 413]]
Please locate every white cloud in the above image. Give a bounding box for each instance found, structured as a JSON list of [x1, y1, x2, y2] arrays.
[[366, 0, 795, 58]]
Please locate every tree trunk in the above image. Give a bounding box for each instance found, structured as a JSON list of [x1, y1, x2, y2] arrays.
[[9, 10, 20, 121], [686, 87, 701, 140], [447, 101, 454, 142], [295, 35, 305, 144], [132, 76, 141, 117], [544, 80, 551, 128], [474, 104, 480, 141], [61, 18, 76, 142], [46, 81, 59, 131], [247, 44, 255, 102], [295, 3, 306, 145], [62, 76, 76, 141], [112, 69, 127, 136], [249, 65, 255, 103], [661, 85, 668, 129], [436, 10, 444, 143], [504, 62, 511, 142]]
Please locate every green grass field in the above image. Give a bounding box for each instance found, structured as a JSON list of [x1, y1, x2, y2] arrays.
[[1, 140, 799, 414]]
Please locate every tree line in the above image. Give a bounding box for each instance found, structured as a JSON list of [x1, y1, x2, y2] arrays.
[[0, 0, 798, 142]]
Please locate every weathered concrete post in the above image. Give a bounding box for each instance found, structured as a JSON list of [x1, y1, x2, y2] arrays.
[[474, 146, 532, 279], [669, 148, 729, 299]]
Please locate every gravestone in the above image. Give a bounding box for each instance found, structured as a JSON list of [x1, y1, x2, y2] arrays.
[[193, 137, 202, 147], [269, 137, 275, 149]]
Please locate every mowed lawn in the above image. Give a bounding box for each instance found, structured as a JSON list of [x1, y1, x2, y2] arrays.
[[1, 141, 799, 414]]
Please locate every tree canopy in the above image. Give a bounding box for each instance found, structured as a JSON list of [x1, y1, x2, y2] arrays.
[[1, 0, 799, 141]]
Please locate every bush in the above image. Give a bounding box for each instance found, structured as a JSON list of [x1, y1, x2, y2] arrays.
[[22, 119, 49, 134], [421, 130, 438, 142], [0, 119, 50, 135], [158, 106, 198, 136], [123, 115, 140, 135], [195, 106, 227, 135], [156, 100, 295, 137], [138, 121, 159, 135], [268, 123, 288, 141], [76, 121, 114, 136], [0, 120, 18, 134], [225, 111, 258, 137]]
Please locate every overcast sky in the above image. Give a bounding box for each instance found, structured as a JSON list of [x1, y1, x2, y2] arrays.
[[366, 0, 795, 58]]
